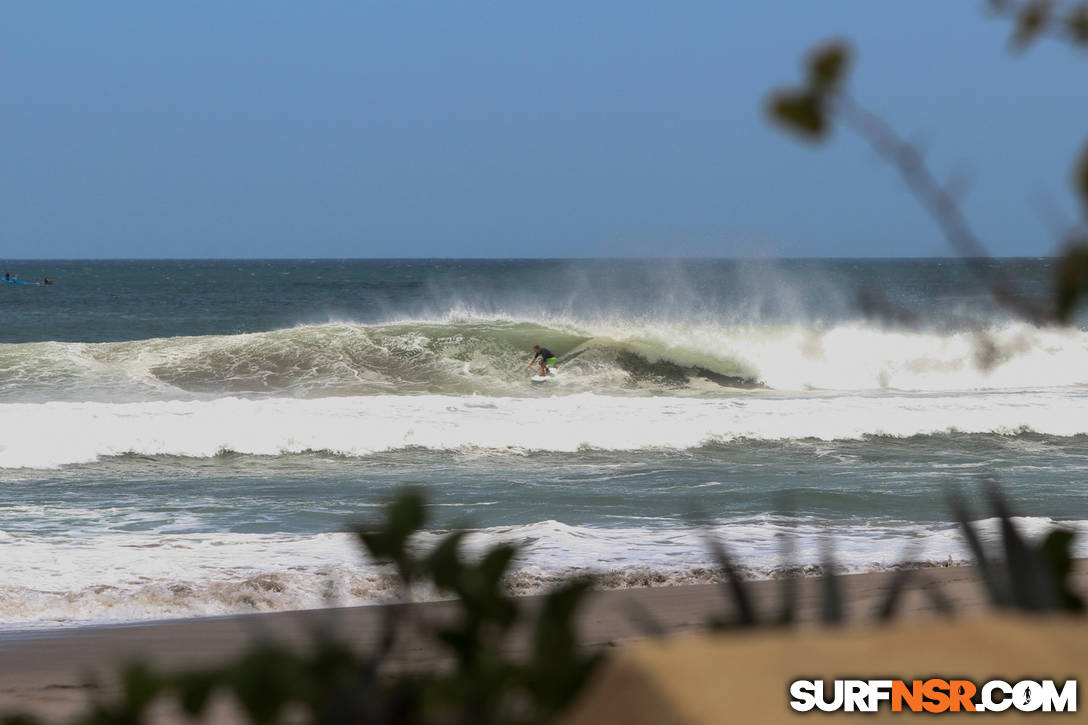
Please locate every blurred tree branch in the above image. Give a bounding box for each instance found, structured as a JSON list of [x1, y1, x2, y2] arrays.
[[766, 2, 1088, 324], [986, 0, 1088, 49]]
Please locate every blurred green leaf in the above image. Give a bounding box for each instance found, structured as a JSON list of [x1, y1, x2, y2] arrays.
[[807, 42, 851, 94], [1038, 528, 1086, 612], [1076, 143, 1088, 215], [425, 530, 468, 590], [766, 41, 850, 142], [121, 662, 161, 710], [988, 483, 1058, 611], [820, 543, 846, 625], [524, 579, 598, 721], [873, 565, 913, 622], [173, 670, 220, 717], [532, 578, 593, 665], [705, 535, 757, 627], [1054, 242, 1088, 322], [356, 490, 426, 582], [1011, 0, 1052, 48], [1069, 4, 1088, 43], [768, 90, 826, 140], [478, 546, 518, 595], [387, 490, 426, 539], [226, 643, 303, 725], [950, 490, 1010, 606]]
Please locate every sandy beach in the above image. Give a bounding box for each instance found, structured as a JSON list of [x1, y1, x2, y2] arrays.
[[3, 562, 1083, 721]]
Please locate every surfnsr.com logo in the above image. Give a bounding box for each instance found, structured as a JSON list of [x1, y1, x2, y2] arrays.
[[789, 679, 1077, 713]]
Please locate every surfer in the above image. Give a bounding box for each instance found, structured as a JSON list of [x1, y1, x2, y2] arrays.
[[527, 345, 557, 378]]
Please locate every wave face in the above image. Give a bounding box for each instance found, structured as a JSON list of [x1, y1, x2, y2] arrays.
[[3, 317, 1088, 402]]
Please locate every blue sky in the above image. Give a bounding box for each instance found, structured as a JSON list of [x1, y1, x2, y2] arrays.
[[2, 1, 1085, 258]]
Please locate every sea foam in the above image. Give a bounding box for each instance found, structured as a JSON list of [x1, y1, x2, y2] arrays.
[[0, 516, 1078, 628], [2, 390, 1087, 468]]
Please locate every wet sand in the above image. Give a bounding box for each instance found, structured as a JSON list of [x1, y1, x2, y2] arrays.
[[1, 562, 1083, 722]]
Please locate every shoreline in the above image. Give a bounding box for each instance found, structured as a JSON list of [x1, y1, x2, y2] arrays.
[[3, 561, 1084, 721], [0, 557, 990, 636]]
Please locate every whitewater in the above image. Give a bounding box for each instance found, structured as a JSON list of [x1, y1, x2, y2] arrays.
[[4, 388, 1088, 469], [1, 259, 1086, 627], [4, 318, 1088, 401]]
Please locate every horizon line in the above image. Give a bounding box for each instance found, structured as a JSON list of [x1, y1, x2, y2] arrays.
[[0, 255, 1059, 262]]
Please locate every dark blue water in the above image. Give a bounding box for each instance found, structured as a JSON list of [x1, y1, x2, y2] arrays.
[[0, 258, 1063, 343]]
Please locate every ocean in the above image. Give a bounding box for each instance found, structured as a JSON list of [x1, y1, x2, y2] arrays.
[[1, 258, 1086, 628]]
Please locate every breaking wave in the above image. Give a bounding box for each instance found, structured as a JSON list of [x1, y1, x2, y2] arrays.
[[1, 517, 1077, 627], [2, 390, 1088, 468], [2, 316, 1088, 402]]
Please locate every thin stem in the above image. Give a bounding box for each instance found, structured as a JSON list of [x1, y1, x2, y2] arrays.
[[836, 93, 1052, 323]]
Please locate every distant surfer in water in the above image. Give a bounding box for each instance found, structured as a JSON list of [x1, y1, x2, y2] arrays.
[[527, 345, 557, 377]]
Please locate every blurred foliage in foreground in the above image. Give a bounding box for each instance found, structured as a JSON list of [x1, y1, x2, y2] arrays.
[[768, 0, 1088, 325], [73, 490, 597, 725], [1, 485, 1082, 725]]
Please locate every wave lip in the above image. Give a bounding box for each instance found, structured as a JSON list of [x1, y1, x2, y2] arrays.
[[2, 391, 1088, 468], [3, 317, 1088, 402]]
